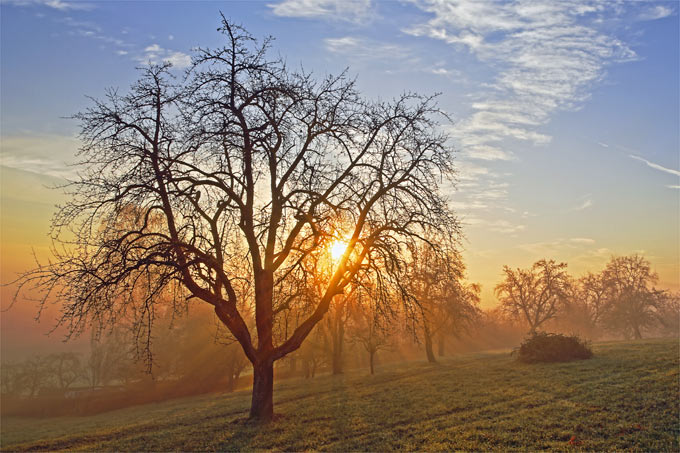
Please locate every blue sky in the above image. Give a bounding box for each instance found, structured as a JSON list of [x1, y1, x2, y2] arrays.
[[1, 0, 679, 307]]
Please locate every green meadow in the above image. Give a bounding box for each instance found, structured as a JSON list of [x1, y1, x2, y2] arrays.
[[2, 338, 677, 452]]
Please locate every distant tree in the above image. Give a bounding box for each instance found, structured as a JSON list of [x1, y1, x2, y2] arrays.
[[299, 328, 326, 379], [653, 292, 680, 337], [85, 329, 136, 388], [15, 16, 456, 421], [408, 244, 480, 362], [350, 291, 391, 375], [557, 271, 611, 339], [20, 356, 54, 397], [47, 352, 83, 390], [0, 362, 26, 396], [437, 280, 481, 356], [495, 259, 571, 334], [600, 255, 667, 339], [577, 272, 609, 327], [323, 290, 357, 375]]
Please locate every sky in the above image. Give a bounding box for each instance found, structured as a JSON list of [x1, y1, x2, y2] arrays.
[[1, 0, 678, 356]]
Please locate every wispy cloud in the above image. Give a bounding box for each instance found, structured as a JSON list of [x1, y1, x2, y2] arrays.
[[135, 43, 192, 69], [324, 36, 412, 62], [0, 134, 80, 179], [488, 219, 526, 234], [630, 155, 680, 177], [405, 1, 636, 161], [2, 0, 93, 11], [517, 237, 599, 256], [570, 237, 596, 245], [638, 5, 674, 21], [570, 198, 593, 211], [268, 0, 374, 24], [462, 144, 514, 161]]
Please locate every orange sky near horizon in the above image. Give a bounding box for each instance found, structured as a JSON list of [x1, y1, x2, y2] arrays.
[[1, 163, 678, 359]]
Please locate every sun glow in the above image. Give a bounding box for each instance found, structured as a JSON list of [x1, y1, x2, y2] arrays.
[[330, 240, 349, 262]]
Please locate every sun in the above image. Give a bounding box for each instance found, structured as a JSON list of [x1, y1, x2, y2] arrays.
[[330, 240, 349, 261]]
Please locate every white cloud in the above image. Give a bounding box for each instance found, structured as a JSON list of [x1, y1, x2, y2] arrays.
[[324, 36, 412, 62], [2, 0, 93, 10], [488, 219, 526, 234], [268, 0, 373, 23], [667, 185, 680, 190], [165, 51, 191, 68], [406, 1, 636, 160], [427, 67, 464, 79], [459, 216, 525, 235], [570, 237, 595, 245], [57, 16, 130, 56], [144, 43, 162, 53], [638, 5, 673, 21], [630, 154, 680, 177], [0, 134, 79, 179], [463, 145, 515, 161], [517, 237, 600, 256], [136, 44, 192, 69], [570, 198, 593, 211]]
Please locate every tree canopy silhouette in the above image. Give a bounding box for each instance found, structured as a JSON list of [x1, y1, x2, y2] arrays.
[[15, 16, 458, 422], [495, 259, 571, 334]]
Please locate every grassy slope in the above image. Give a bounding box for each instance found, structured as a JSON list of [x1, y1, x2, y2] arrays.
[[1, 339, 678, 452]]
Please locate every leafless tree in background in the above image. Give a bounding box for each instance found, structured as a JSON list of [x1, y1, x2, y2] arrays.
[[48, 353, 83, 391], [495, 259, 571, 335], [14, 16, 457, 421], [407, 242, 479, 363], [350, 288, 391, 375], [599, 255, 668, 339]]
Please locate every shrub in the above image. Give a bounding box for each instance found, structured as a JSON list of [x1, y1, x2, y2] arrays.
[[515, 332, 593, 363]]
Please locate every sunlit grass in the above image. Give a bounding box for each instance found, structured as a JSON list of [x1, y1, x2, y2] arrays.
[[1, 338, 677, 451]]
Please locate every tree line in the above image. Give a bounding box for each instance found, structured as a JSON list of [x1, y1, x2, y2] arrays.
[[495, 254, 679, 340], [5, 252, 677, 414]]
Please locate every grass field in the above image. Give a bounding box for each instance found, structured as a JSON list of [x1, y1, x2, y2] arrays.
[[1, 338, 678, 451]]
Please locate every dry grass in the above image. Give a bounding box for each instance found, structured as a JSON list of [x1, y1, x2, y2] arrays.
[[1, 338, 678, 451]]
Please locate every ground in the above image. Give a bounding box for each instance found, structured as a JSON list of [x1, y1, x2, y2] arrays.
[[1, 338, 678, 451]]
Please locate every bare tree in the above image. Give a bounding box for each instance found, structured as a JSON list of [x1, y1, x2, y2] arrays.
[[20, 356, 53, 397], [300, 327, 326, 379], [15, 17, 456, 421], [1, 362, 27, 396], [84, 328, 135, 389], [436, 280, 481, 356], [350, 290, 391, 375], [407, 243, 478, 362], [653, 291, 680, 337], [495, 259, 571, 334], [600, 255, 667, 339], [577, 272, 609, 326], [323, 289, 358, 375], [47, 352, 83, 390]]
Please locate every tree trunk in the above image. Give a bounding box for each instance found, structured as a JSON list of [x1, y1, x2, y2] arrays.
[[332, 344, 343, 374], [369, 351, 375, 375], [423, 321, 437, 363], [226, 373, 235, 393], [250, 359, 274, 422], [331, 308, 345, 374], [633, 324, 642, 339]]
